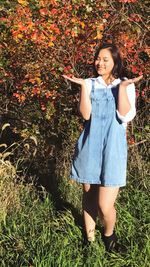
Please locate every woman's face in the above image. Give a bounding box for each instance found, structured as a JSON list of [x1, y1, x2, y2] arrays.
[[95, 48, 115, 78]]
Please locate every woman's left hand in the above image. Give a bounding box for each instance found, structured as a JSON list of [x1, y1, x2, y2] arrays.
[[120, 75, 143, 87]]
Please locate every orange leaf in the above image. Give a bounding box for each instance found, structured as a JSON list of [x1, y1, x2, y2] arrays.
[[31, 31, 38, 41], [18, 0, 29, 6], [80, 22, 85, 29], [48, 41, 54, 47]]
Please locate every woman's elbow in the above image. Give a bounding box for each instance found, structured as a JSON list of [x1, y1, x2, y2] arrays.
[[79, 108, 91, 120], [117, 108, 136, 123], [80, 111, 91, 120], [118, 104, 131, 117], [82, 114, 91, 120]]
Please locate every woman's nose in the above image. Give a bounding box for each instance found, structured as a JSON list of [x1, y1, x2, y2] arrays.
[[99, 61, 104, 67]]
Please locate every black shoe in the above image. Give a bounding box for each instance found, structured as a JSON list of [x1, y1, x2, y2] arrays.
[[101, 231, 117, 252]]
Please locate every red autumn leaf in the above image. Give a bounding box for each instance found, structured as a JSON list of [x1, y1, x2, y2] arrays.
[[18, 22, 28, 31], [103, 13, 110, 19], [39, 8, 48, 16], [51, 8, 58, 15], [118, 0, 137, 3], [31, 87, 41, 95], [0, 17, 8, 22], [49, 24, 60, 34], [31, 31, 38, 41], [131, 66, 138, 73], [138, 71, 143, 76]]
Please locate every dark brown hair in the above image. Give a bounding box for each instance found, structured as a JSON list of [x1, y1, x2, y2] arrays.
[[94, 43, 124, 78]]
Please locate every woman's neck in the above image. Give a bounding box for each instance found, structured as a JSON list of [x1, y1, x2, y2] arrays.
[[102, 74, 115, 85]]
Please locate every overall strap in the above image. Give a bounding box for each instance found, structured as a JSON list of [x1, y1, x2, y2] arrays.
[[91, 79, 95, 94]]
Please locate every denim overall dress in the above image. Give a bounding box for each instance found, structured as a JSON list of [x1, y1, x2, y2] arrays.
[[71, 79, 127, 187]]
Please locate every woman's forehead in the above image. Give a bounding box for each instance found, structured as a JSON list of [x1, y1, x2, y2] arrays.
[[98, 48, 112, 56]]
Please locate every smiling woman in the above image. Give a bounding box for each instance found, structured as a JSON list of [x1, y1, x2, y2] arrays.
[[95, 49, 115, 81], [63, 43, 143, 252], [94, 44, 123, 82]]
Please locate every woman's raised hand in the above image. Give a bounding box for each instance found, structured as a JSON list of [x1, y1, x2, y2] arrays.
[[120, 75, 143, 87], [62, 75, 85, 86]]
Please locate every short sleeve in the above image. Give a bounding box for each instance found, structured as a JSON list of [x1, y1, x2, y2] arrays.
[[116, 83, 136, 123]]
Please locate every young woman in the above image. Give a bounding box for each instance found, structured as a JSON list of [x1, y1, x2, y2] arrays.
[[63, 43, 142, 252]]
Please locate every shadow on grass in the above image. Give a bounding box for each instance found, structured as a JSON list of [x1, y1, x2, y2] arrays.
[[31, 161, 84, 229]]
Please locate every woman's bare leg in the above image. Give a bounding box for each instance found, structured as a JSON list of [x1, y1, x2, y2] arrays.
[[82, 183, 98, 241], [98, 186, 119, 236]]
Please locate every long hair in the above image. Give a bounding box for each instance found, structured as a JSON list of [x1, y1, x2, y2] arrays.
[[93, 43, 124, 79]]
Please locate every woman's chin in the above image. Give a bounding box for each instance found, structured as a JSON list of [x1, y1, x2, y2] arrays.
[[97, 71, 103, 76], [96, 69, 103, 74]]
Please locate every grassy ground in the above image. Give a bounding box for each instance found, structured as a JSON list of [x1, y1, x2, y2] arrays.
[[0, 150, 150, 267]]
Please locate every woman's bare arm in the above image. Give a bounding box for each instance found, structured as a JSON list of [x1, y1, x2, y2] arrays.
[[118, 75, 143, 116], [63, 75, 92, 120]]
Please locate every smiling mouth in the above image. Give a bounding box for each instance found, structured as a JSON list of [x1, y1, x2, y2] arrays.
[[97, 67, 104, 71]]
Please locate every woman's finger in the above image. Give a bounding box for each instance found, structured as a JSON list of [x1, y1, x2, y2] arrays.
[[62, 75, 75, 82], [122, 75, 143, 85], [62, 74, 84, 85], [131, 75, 143, 83], [62, 74, 72, 80]]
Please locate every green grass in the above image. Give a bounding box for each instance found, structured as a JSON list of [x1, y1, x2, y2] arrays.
[[0, 144, 150, 267], [0, 176, 150, 267]]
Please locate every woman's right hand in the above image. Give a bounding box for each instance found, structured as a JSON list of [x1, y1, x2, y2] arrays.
[[62, 75, 85, 86]]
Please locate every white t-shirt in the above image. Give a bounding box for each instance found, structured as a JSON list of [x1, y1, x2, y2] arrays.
[[85, 76, 136, 128]]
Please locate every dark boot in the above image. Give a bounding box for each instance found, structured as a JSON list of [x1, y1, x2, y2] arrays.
[[101, 231, 117, 252]]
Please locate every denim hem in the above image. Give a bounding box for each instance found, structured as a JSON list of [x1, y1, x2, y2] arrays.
[[70, 176, 126, 187]]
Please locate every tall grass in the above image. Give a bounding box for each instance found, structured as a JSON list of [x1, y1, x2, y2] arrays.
[[0, 121, 150, 267], [0, 155, 150, 267]]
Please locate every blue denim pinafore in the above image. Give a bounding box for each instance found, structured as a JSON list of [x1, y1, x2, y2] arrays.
[[71, 80, 127, 187]]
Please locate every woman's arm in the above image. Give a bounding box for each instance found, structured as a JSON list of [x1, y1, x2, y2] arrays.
[[79, 81, 91, 120], [117, 75, 143, 117], [63, 75, 92, 120], [117, 84, 131, 116]]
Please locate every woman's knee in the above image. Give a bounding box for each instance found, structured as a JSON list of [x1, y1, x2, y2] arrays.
[[98, 187, 119, 216], [99, 203, 115, 217]]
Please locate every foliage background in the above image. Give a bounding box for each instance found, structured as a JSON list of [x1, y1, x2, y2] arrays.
[[0, 0, 149, 266], [0, 0, 149, 186]]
